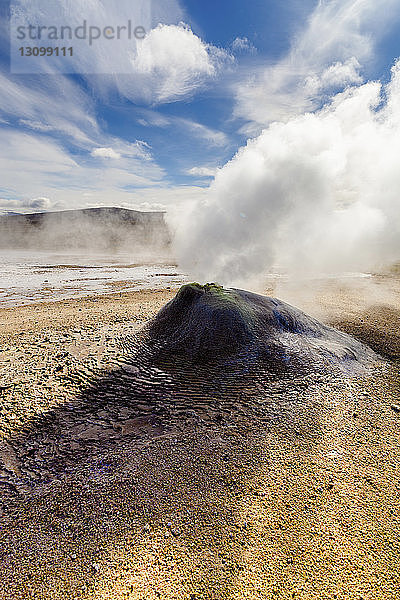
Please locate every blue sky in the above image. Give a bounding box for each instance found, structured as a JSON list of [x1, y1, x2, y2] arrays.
[[1, 0, 400, 213]]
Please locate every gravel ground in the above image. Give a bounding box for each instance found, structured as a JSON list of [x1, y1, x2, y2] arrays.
[[0, 281, 399, 600]]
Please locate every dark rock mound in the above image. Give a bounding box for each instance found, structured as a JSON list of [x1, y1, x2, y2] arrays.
[[147, 283, 378, 373]]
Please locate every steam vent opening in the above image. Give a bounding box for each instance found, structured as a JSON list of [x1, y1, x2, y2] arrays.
[[147, 283, 378, 373]]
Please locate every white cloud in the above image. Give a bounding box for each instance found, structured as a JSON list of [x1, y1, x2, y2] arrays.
[[2, 131, 78, 177], [235, 0, 400, 132], [90, 140, 153, 162], [129, 201, 167, 212], [177, 118, 229, 146], [1, 1, 229, 160], [187, 166, 218, 177], [126, 23, 233, 103], [304, 58, 363, 96], [18, 119, 57, 132], [0, 1, 233, 217], [0, 186, 207, 214], [27, 197, 53, 210], [137, 111, 171, 127], [231, 37, 256, 54], [91, 147, 121, 159], [0, 71, 99, 147], [0, 129, 165, 205], [135, 109, 230, 146], [10, 2, 230, 105], [12, 10, 232, 106], [0, 125, 211, 214], [0, 197, 55, 213]]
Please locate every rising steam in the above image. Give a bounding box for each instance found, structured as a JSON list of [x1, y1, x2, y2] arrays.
[[171, 61, 400, 287], [0, 207, 171, 257]]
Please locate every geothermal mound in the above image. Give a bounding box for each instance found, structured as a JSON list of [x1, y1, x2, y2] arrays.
[[147, 283, 377, 373], [0, 284, 380, 502]]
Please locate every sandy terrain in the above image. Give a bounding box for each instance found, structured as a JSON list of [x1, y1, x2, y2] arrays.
[[0, 280, 399, 600]]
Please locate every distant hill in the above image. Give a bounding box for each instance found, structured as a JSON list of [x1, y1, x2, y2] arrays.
[[0, 207, 171, 252]]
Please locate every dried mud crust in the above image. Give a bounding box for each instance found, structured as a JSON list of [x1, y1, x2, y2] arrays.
[[0, 286, 399, 599]]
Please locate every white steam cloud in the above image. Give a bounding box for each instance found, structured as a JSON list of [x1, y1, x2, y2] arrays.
[[172, 61, 400, 286]]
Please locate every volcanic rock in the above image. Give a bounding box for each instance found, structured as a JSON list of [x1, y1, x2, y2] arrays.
[[147, 283, 378, 373]]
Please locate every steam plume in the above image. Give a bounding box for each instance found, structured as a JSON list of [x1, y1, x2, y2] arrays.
[[171, 61, 400, 287]]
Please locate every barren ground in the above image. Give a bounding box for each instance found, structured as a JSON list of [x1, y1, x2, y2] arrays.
[[0, 280, 399, 600]]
